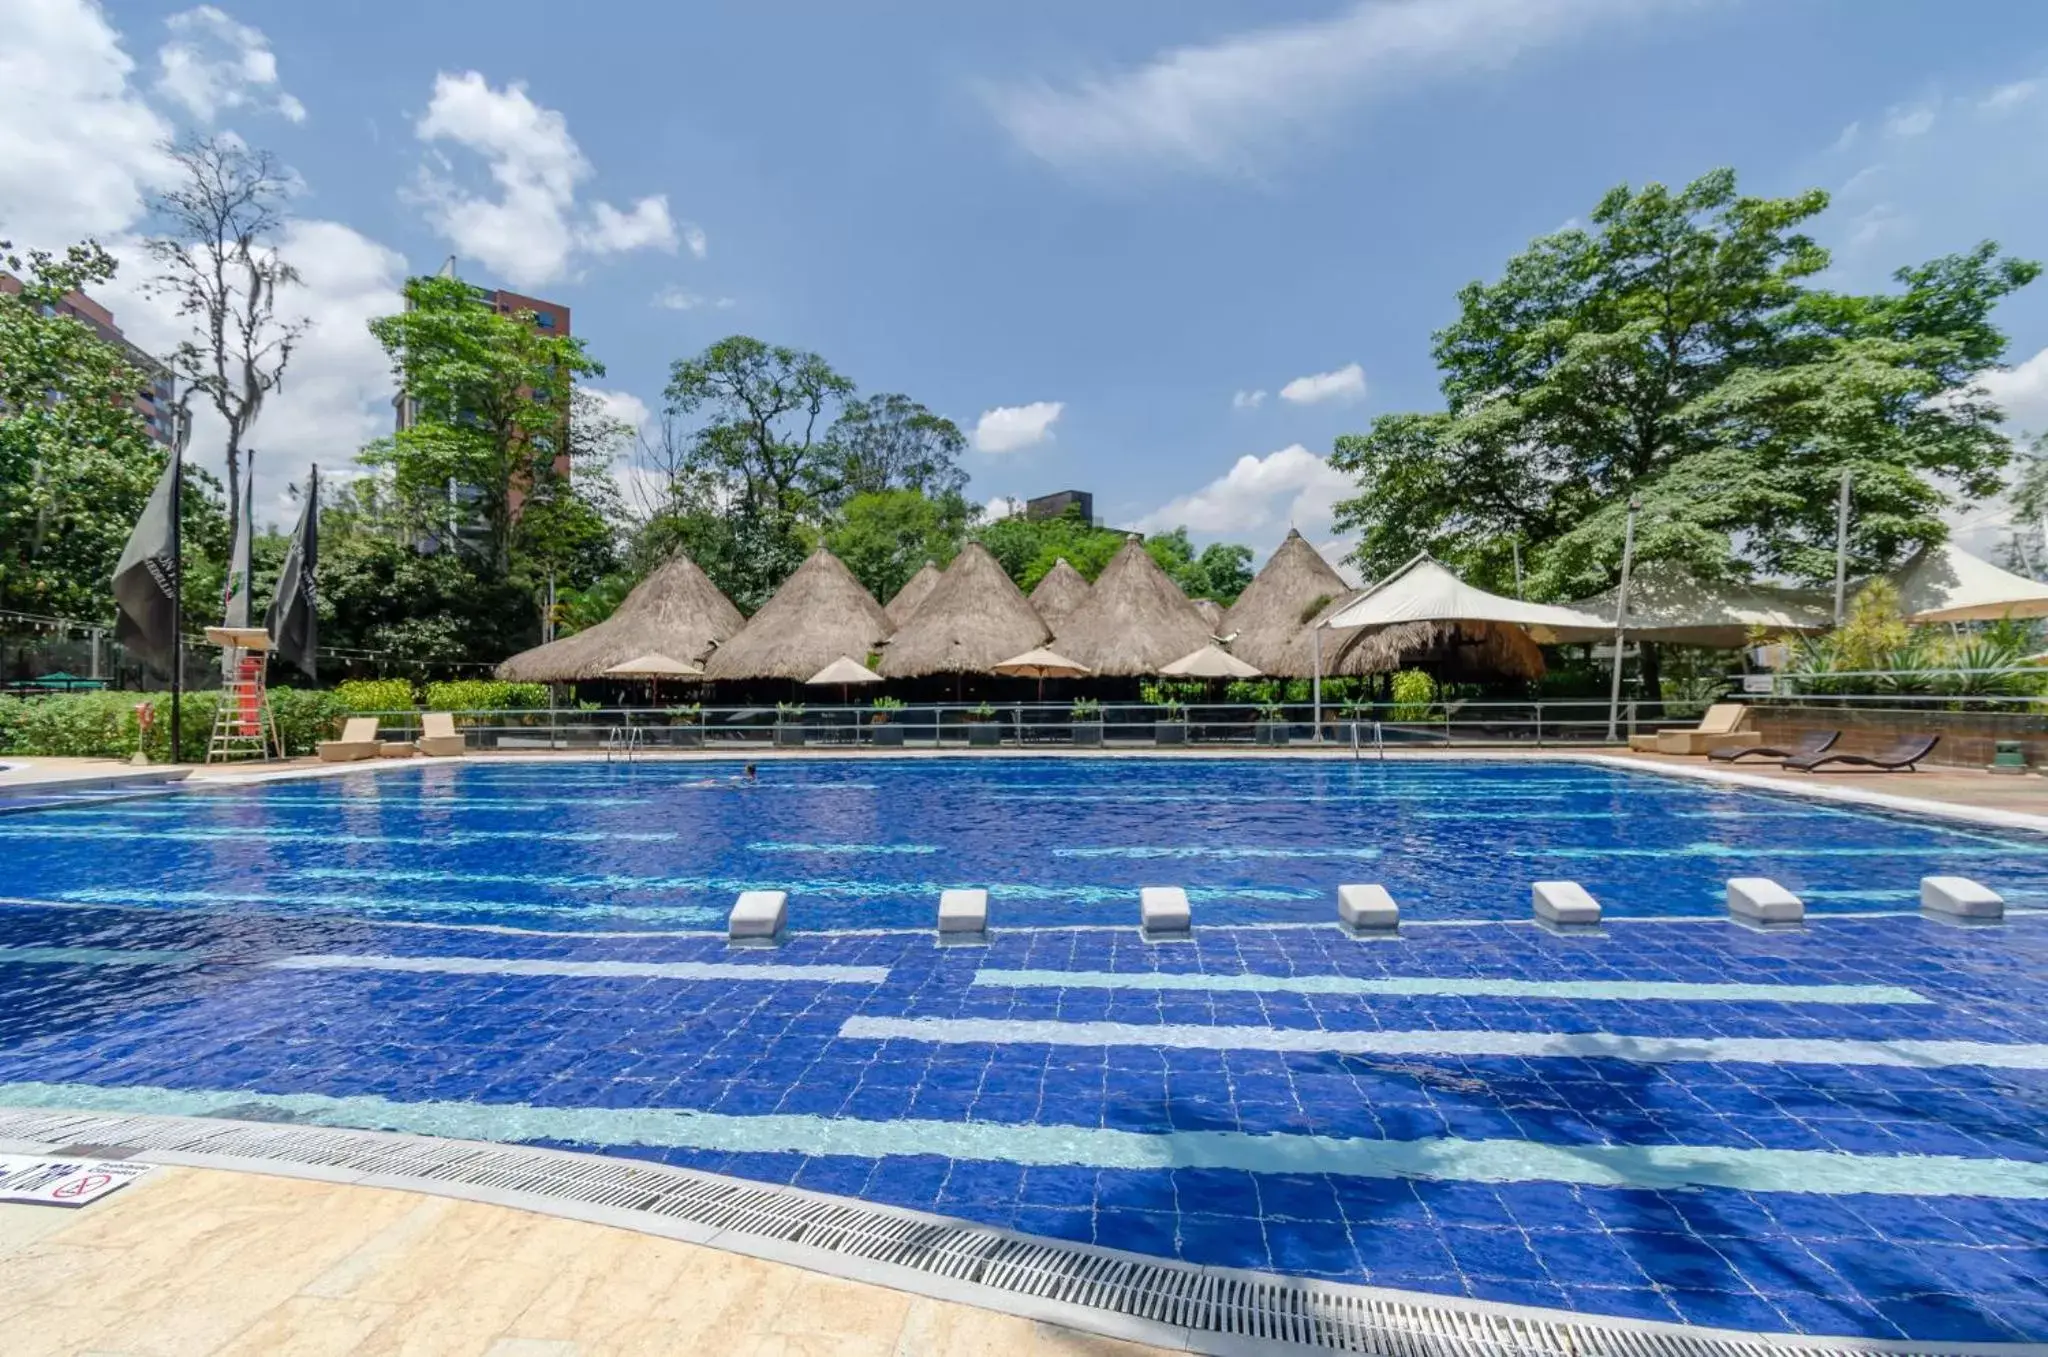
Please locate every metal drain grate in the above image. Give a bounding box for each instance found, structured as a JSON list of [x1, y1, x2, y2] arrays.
[[0, 1107, 2007, 1357]]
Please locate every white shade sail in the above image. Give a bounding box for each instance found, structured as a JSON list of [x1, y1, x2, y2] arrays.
[[1317, 554, 1611, 643], [1160, 644, 1262, 679], [803, 655, 883, 686], [1571, 566, 1832, 648], [1890, 541, 2048, 623]]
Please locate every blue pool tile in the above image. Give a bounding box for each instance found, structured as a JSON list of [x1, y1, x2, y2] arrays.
[[1093, 1208, 1178, 1256], [1178, 1213, 1274, 1271], [1439, 1226, 1553, 1283]]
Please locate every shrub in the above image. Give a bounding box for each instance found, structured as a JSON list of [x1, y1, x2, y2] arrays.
[[424, 680, 549, 713], [1069, 698, 1101, 721], [335, 678, 416, 713], [0, 688, 348, 761], [1390, 669, 1436, 721]]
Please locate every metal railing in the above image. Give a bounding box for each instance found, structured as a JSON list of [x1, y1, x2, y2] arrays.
[[331, 698, 1690, 753]]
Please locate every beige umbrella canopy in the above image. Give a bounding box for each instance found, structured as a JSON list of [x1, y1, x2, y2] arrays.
[[884, 562, 943, 627], [1220, 529, 1353, 677], [992, 645, 1091, 700], [603, 652, 703, 706], [804, 653, 883, 704], [1028, 558, 1093, 633], [496, 554, 742, 682], [1161, 644, 1262, 679], [878, 542, 1050, 678], [704, 549, 894, 682], [1052, 537, 1214, 677]]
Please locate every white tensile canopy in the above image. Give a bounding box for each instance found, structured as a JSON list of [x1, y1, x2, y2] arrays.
[[1317, 554, 1612, 642], [1160, 644, 1262, 679], [1889, 541, 2048, 623], [1571, 566, 1833, 648]]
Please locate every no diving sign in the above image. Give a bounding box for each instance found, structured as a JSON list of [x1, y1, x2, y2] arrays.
[[0, 1153, 151, 1207]]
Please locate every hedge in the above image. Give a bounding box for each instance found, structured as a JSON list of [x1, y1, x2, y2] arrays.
[[334, 678, 417, 714], [424, 680, 548, 713], [0, 688, 352, 761]]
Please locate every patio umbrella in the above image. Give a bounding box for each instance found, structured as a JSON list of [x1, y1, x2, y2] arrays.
[[992, 646, 1091, 700], [804, 653, 884, 705], [603, 652, 703, 706], [1161, 644, 1262, 679]]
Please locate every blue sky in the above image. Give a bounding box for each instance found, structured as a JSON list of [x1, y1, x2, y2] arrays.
[[10, 0, 2048, 563]]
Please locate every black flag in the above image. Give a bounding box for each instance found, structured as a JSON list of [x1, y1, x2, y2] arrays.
[[112, 454, 180, 672], [266, 465, 319, 678]]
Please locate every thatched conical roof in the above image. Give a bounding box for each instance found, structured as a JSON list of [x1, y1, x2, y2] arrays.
[[1028, 558, 1092, 632], [1191, 598, 1225, 634], [879, 542, 1050, 677], [1323, 619, 1545, 681], [1219, 529, 1351, 677], [1051, 537, 1214, 677], [885, 562, 942, 627], [704, 549, 893, 681], [496, 554, 742, 682]]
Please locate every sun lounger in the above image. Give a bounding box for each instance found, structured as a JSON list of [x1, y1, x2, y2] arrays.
[[416, 711, 466, 758], [1708, 730, 1838, 764], [1651, 704, 1759, 756], [1787, 734, 1938, 773], [316, 717, 380, 763]]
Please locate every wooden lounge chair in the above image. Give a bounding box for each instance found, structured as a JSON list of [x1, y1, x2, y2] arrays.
[[1787, 734, 1939, 773], [415, 711, 466, 758], [1643, 703, 1760, 756], [316, 717, 380, 763], [1708, 730, 1839, 764]]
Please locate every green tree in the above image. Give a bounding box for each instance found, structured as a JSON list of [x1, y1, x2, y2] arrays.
[[973, 506, 1125, 589], [1143, 528, 1254, 604], [812, 393, 968, 510], [1330, 169, 2038, 597], [0, 240, 226, 623], [824, 488, 974, 601], [363, 275, 603, 574]]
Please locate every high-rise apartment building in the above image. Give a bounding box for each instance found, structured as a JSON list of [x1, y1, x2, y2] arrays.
[[0, 271, 177, 446]]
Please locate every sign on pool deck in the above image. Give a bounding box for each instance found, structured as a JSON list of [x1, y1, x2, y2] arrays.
[[0, 1153, 151, 1207]]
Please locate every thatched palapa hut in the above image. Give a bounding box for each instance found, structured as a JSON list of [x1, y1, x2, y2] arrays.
[[704, 548, 893, 681], [879, 543, 1049, 677], [885, 562, 942, 627], [496, 554, 742, 682], [1219, 529, 1351, 677], [1028, 558, 1092, 633], [1052, 537, 1215, 676], [1190, 598, 1225, 635]]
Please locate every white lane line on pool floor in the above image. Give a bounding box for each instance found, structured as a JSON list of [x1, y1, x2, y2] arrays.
[[970, 969, 1930, 1005], [0, 945, 198, 967], [4, 1079, 2047, 1199], [840, 1016, 2048, 1069], [266, 953, 891, 984]]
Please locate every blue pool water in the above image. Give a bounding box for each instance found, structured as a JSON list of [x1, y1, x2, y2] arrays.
[[2, 756, 2047, 1342]]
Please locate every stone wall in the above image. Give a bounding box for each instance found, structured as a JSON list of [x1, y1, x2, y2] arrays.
[[1747, 703, 2048, 770]]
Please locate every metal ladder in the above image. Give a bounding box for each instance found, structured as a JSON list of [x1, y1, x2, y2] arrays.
[[604, 725, 645, 763], [1350, 720, 1383, 762]]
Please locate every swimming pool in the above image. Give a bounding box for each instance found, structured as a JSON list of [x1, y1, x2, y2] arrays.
[[1, 757, 2045, 1343]]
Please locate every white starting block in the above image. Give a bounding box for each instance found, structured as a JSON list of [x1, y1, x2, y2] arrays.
[[1921, 876, 2004, 920], [728, 890, 787, 943], [938, 888, 989, 937], [1140, 886, 1191, 936], [1727, 877, 1804, 926], [1337, 884, 1399, 932], [1532, 881, 1600, 926]]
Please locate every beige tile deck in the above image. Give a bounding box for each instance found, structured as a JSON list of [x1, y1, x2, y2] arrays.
[[1614, 747, 2048, 817], [0, 1168, 1170, 1357]]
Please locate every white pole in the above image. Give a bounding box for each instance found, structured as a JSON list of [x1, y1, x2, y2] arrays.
[[1312, 626, 1323, 743], [1605, 499, 1639, 743], [1512, 539, 1524, 599], [1832, 468, 1852, 625]]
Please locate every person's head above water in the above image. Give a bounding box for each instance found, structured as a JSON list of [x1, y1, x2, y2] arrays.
[[743, 764, 757, 780]]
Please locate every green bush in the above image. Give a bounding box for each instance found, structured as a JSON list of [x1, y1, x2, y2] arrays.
[[424, 680, 549, 713], [335, 678, 416, 713], [0, 687, 349, 761], [1389, 669, 1436, 721]]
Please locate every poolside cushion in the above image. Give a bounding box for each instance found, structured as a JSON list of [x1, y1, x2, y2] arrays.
[[729, 890, 788, 942], [1140, 886, 1191, 935], [316, 717, 381, 763], [416, 711, 465, 758], [1727, 877, 1803, 924], [1921, 876, 2003, 920], [1337, 883, 1399, 931], [1531, 881, 1600, 926], [938, 888, 988, 935]]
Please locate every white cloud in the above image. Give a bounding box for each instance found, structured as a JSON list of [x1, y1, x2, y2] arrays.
[[978, 495, 1027, 523], [155, 6, 303, 125], [682, 224, 708, 260], [1883, 100, 1937, 139], [971, 400, 1063, 454], [1980, 347, 2048, 434], [652, 286, 735, 311], [411, 70, 678, 287], [1981, 80, 2039, 115], [1829, 121, 1861, 153], [1845, 203, 1902, 251], [1232, 389, 1266, 410], [983, 0, 1656, 179], [585, 386, 651, 437], [0, 0, 175, 247], [1136, 444, 1352, 546], [1279, 362, 1366, 405]]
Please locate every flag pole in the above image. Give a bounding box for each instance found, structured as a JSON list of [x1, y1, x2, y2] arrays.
[[169, 396, 187, 763]]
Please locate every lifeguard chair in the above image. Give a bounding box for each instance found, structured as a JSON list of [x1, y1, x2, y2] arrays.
[[204, 626, 284, 762]]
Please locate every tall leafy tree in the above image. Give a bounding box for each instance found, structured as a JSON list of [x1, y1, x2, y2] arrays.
[[824, 488, 974, 602], [813, 393, 968, 510], [1329, 168, 2038, 597]]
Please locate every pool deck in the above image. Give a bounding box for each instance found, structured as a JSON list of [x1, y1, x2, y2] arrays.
[[0, 1166, 1165, 1357]]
